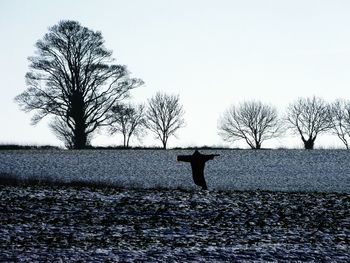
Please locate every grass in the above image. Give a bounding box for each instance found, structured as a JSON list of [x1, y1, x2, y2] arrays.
[[0, 172, 194, 193], [0, 144, 61, 150], [0, 143, 237, 150], [0, 172, 117, 189], [2, 143, 348, 151]]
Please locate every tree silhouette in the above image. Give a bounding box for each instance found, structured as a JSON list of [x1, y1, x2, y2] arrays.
[[329, 99, 350, 149], [286, 96, 331, 149], [107, 103, 146, 148], [145, 92, 185, 149], [218, 101, 281, 149], [15, 20, 143, 149]]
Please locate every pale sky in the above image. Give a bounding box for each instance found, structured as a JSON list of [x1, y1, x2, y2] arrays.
[[1, 0, 350, 148]]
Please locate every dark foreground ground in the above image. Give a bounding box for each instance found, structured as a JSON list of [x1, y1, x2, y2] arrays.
[[0, 186, 349, 262]]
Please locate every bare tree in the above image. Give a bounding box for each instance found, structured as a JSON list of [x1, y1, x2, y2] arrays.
[[15, 20, 143, 149], [107, 103, 146, 147], [286, 96, 331, 149], [329, 99, 350, 149], [145, 92, 185, 149], [218, 101, 281, 149]]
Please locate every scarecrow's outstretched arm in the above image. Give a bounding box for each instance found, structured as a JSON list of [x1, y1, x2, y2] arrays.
[[206, 154, 220, 160]]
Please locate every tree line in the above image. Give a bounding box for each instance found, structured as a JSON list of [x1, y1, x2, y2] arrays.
[[15, 20, 350, 150], [106, 96, 350, 150], [218, 97, 350, 150]]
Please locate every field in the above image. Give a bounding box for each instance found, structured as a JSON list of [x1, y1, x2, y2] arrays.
[[0, 150, 349, 261], [1, 149, 350, 192]]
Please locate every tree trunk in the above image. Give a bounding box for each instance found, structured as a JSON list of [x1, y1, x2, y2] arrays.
[[73, 125, 87, 149], [123, 134, 127, 148], [162, 139, 167, 149], [303, 138, 315, 150], [126, 135, 131, 148], [71, 91, 87, 149]]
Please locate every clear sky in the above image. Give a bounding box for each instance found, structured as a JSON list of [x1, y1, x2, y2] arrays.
[[1, 0, 350, 148]]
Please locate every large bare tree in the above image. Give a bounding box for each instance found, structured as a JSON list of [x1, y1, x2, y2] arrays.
[[15, 20, 143, 149], [329, 99, 350, 149], [286, 96, 331, 149], [145, 92, 185, 149], [107, 103, 146, 148], [218, 101, 281, 149]]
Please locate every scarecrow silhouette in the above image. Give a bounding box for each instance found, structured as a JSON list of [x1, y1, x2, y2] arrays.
[[177, 150, 219, 190]]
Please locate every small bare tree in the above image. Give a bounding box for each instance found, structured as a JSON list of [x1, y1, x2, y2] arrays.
[[218, 101, 281, 149], [286, 96, 331, 149], [107, 103, 146, 147], [145, 92, 185, 149], [329, 99, 350, 149]]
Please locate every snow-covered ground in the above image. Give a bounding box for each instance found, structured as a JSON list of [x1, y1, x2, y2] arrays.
[[0, 149, 349, 193]]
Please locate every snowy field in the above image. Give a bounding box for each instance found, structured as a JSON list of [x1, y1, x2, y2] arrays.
[[0, 149, 349, 193]]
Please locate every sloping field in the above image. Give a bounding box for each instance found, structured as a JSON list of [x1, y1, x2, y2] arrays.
[[0, 149, 349, 192]]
